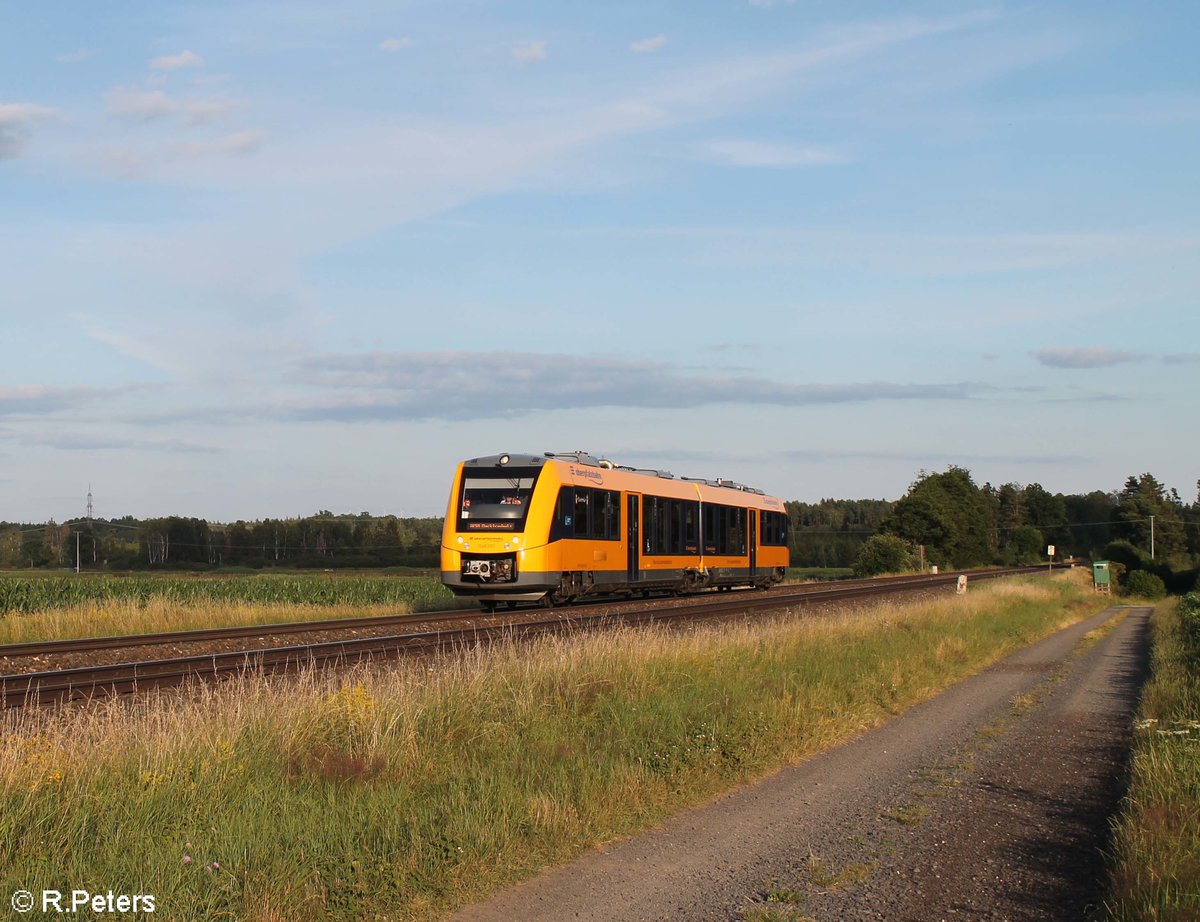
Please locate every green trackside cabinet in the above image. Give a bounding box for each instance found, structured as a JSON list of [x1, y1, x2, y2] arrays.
[[1093, 560, 1111, 593]]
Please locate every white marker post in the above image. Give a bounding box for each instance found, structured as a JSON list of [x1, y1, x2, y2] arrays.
[[1047, 544, 1055, 575]]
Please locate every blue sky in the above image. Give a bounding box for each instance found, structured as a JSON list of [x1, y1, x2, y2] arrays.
[[1, 1, 1197, 522]]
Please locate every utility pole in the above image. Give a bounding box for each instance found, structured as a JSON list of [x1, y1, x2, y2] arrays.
[[87, 484, 96, 563], [1150, 515, 1155, 559]]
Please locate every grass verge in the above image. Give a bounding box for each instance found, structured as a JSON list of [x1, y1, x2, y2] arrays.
[[0, 572, 1104, 921], [1104, 593, 1200, 920]]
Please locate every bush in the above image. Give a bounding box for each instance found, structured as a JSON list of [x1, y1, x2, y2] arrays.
[[1179, 592, 1200, 647], [1005, 525, 1045, 565], [853, 535, 913, 577], [1123, 569, 1167, 600], [1103, 539, 1153, 573]]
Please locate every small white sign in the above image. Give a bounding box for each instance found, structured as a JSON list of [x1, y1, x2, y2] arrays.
[[1047, 545, 1056, 557]]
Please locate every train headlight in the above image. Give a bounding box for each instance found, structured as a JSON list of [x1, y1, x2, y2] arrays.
[[499, 454, 510, 465], [456, 537, 463, 545]]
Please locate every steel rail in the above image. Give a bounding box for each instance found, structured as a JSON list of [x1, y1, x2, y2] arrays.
[[2, 566, 1052, 709]]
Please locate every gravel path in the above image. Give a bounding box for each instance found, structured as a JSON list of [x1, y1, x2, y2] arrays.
[[450, 605, 1151, 922]]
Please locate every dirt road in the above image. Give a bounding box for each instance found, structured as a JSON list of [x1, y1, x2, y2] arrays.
[[450, 605, 1151, 922]]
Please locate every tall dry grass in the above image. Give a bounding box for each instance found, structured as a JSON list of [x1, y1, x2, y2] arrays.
[[0, 573, 1103, 921], [0, 599, 414, 646], [1105, 594, 1200, 920]]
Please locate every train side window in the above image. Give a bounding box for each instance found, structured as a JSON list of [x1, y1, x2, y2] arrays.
[[669, 501, 682, 554], [602, 490, 620, 540], [574, 489, 591, 538], [761, 511, 788, 546], [594, 489, 606, 541], [557, 487, 574, 525]]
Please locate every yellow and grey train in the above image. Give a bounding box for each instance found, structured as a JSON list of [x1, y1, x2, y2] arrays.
[[440, 452, 790, 608]]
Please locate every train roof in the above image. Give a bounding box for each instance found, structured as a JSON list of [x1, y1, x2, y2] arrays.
[[460, 451, 777, 500]]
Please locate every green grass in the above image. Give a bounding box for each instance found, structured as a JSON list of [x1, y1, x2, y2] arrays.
[[764, 885, 807, 903], [0, 573, 1105, 921], [0, 572, 453, 614], [0, 573, 458, 644], [881, 803, 927, 826], [805, 857, 876, 890], [1104, 593, 1200, 920]]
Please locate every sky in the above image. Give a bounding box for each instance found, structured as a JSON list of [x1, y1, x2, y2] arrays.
[[1, 1, 1197, 523]]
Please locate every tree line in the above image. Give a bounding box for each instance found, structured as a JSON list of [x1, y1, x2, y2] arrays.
[[853, 469, 1200, 590], [2, 470, 1196, 577], [0, 513, 445, 571]]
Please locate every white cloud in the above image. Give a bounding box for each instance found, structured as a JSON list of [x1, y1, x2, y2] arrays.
[[104, 88, 173, 120], [104, 86, 232, 124], [28, 434, 218, 454], [0, 385, 131, 417], [56, 49, 93, 64], [631, 35, 667, 53], [173, 129, 267, 158], [279, 351, 988, 422], [1032, 347, 1143, 369], [703, 138, 843, 167], [150, 50, 205, 71], [379, 37, 412, 52], [0, 102, 59, 158], [513, 40, 548, 63]]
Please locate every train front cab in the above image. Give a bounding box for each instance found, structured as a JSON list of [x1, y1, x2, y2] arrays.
[[440, 454, 564, 604]]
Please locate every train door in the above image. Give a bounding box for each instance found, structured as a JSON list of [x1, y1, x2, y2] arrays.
[[626, 494, 641, 582], [748, 508, 758, 577]]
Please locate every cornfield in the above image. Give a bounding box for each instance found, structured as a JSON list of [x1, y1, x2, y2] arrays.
[[0, 574, 452, 615]]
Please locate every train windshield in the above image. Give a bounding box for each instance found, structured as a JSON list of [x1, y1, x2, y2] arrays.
[[457, 467, 541, 531]]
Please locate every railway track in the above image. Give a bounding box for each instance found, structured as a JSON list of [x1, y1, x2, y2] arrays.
[[1, 567, 1056, 709]]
